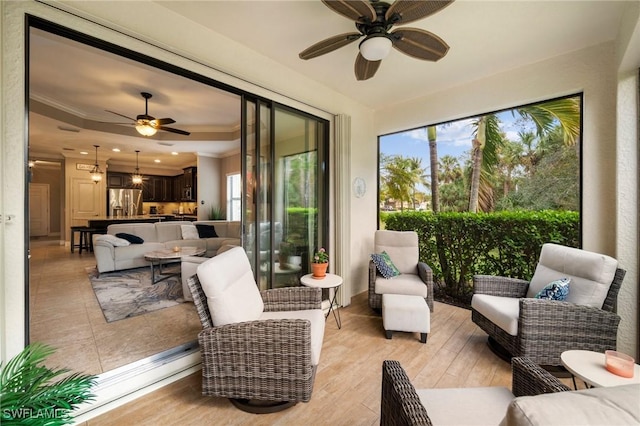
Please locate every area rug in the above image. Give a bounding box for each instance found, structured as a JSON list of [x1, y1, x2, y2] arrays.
[[87, 266, 185, 323]]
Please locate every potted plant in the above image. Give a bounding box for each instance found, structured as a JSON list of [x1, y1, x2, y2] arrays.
[[311, 247, 329, 278], [0, 343, 97, 425]]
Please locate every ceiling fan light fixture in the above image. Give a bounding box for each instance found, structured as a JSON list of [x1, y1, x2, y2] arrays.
[[90, 145, 103, 184], [359, 35, 392, 61], [135, 123, 157, 137]]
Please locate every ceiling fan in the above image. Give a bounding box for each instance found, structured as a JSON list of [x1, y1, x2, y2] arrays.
[[299, 0, 453, 81], [106, 92, 190, 136]]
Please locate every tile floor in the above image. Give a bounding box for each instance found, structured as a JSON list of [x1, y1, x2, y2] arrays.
[[28, 241, 201, 375]]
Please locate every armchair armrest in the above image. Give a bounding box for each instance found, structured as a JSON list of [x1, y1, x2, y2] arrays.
[[511, 357, 571, 397], [261, 287, 322, 312], [518, 299, 621, 365], [381, 360, 432, 426], [473, 275, 529, 298], [418, 262, 435, 312], [198, 319, 314, 400]]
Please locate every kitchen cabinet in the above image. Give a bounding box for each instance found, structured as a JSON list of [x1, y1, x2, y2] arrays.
[[182, 167, 197, 201], [107, 172, 131, 188]]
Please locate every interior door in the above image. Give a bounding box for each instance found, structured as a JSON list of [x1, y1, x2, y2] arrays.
[[29, 183, 49, 236], [71, 177, 102, 226]]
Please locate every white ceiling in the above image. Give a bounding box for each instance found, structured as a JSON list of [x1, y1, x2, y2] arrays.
[[29, 0, 628, 170]]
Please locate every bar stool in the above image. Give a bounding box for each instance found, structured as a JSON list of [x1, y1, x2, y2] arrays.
[[70, 226, 97, 254]]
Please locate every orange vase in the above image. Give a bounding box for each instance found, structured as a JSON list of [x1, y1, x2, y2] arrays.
[[311, 262, 328, 279]]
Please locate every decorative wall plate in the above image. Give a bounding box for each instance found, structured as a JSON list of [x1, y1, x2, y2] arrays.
[[353, 177, 366, 198]]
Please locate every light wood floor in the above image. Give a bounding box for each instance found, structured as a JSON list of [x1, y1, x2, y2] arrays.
[[83, 291, 578, 426]]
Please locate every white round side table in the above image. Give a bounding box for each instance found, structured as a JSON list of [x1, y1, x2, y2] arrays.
[[300, 273, 343, 329], [561, 350, 640, 388]]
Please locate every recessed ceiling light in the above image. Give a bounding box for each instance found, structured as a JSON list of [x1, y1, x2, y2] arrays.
[[112, 148, 120, 152], [80, 151, 88, 155], [171, 152, 178, 156], [154, 159, 161, 163]]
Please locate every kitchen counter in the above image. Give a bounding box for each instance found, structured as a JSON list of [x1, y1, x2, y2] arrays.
[[88, 216, 166, 231]]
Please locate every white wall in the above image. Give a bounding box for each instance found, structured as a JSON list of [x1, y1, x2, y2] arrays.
[[196, 155, 221, 220]]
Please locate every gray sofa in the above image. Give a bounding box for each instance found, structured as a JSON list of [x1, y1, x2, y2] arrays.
[[93, 220, 241, 273]]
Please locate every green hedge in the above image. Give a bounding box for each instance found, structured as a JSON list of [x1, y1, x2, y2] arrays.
[[383, 211, 579, 302]]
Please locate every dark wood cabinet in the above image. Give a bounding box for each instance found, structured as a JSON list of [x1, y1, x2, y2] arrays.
[[182, 167, 197, 201], [125, 168, 195, 202], [107, 172, 130, 188]]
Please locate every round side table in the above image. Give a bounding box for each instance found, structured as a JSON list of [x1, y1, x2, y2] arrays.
[[561, 350, 640, 388], [300, 273, 343, 329]]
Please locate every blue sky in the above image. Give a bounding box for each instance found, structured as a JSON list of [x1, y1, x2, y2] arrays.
[[380, 110, 535, 171]]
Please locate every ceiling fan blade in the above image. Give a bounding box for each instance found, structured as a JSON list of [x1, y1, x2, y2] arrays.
[[105, 110, 136, 122], [354, 53, 381, 81], [391, 27, 449, 61], [386, 0, 454, 25], [321, 0, 376, 24], [152, 118, 176, 126], [158, 126, 190, 136], [299, 32, 362, 60]]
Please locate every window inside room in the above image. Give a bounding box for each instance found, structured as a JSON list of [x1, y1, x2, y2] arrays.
[[378, 94, 582, 222], [226, 173, 241, 221]]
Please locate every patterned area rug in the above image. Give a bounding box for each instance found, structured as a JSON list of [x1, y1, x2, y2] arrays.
[[87, 266, 184, 323]]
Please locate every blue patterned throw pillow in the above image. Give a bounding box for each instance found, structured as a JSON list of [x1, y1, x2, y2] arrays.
[[371, 251, 400, 279], [534, 278, 570, 301]]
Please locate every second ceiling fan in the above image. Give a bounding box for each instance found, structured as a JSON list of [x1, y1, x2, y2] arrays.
[[107, 92, 191, 136], [299, 0, 454, 81]]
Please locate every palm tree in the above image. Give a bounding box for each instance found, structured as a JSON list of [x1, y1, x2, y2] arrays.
[[427, 126, 440, 212], [468, 96, 581, 212], [439, 155, 462, 184], [469, 115, 502, 212], [382, 155, 414, 211], [407, 156, 429, 210]]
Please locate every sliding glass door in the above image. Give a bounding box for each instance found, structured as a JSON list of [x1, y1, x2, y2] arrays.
[[243, 99, 329, 290]]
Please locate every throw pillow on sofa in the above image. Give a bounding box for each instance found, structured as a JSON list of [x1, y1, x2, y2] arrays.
[[96, 234, 130, 247], [196, 224, 218, 238], [115, 233, 144, 244], [181, 224, 199, 240]]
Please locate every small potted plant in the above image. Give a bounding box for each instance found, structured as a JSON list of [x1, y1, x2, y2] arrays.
[[311, 247, 329, 278]]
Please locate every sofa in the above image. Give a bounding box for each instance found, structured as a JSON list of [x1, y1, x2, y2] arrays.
[[381, 357, 640, 426], [93, 220, 241, 273]]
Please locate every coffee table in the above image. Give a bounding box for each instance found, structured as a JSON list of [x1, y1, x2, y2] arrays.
[[300, 273, 343, 329], [561, 350, 640, 388], [144, 246, 206, 284]]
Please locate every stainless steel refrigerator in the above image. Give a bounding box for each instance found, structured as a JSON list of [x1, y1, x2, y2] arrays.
[[108, 188, 143, 217]]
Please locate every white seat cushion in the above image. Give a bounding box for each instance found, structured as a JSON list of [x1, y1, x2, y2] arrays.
[[527, 243, 618, 308], [375, 274, 428, 298], [196, 247, 264, 326], [417, 386, 514, 426], [383, 294, 430, 333], [374, 230, 419, 274], [472, 294, 520, 336], [500, 384, 640, 426], [260, 309, 325, 366]]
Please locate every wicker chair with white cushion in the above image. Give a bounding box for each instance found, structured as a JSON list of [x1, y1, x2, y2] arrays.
[[187, 246, 325, 413], [368, 230, 434, 313], [471, 243, 626, 367]]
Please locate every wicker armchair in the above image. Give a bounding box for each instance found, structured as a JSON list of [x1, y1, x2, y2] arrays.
[[186, 247, 325, 413], [471, 243, 625, 367], [369, 230, 434, 312], [380, 357, 571, 426]]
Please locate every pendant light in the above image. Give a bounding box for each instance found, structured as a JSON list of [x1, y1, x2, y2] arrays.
[[131, 150, 143, 185], [89, 145, 103, 183]]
